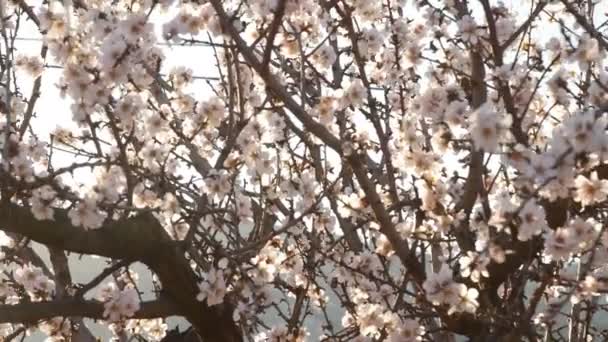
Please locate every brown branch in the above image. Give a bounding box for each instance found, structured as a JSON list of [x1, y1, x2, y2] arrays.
[[0, 298, 178, 323], [14, 0, 40, 27], [453, 49, 487, 252], [208, 2, 341, 151], [0, 202, 165, 260], [561, 0, 608, 51], [479, 0, 528, 146], [74, 260, 132, 297], [148, 247, 243, 342], [0, 202, 243, 341], [501, 1, 548, 50], [261, 0, 287, 71]]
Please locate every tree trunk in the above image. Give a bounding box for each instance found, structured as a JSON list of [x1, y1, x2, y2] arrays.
[[147, 246, 242, 342]]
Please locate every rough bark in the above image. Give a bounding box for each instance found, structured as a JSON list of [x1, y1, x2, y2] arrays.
[[0, 202, 243, 341]]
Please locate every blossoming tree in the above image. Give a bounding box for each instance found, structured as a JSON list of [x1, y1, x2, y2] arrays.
[[1, 0, 608, 341]]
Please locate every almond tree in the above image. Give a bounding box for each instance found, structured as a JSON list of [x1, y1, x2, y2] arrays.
[[1, 0, 608, 341]]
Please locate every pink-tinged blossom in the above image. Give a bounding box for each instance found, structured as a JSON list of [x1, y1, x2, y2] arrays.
[[388, 319, 425, 342], [458, 15, 482, 45], [102, 287, 141, 322], [458, 251, 489, 283], [562, 110, 607, 153], [573, 172, 608, 207], [469, 103, 511, 152], [518, 200, 549, 241], [544, 228, 577, 261], [572, 35, 605, 70], [448, 284, 479, 315], [196, 268, 227, 306], [67, 197, 106, 230], [423, 264, 459, 305]]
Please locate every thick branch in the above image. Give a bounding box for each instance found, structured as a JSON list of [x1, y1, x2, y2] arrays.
[[453, 50, 487, 252], [0, 203, 165, 260], [0, 298, 177, 323], [14, 0, 40, 26], [148, 246, 243, 342], [0, 202, 243, 341]]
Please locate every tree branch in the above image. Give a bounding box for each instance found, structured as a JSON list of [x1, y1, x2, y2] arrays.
[[0, 202, 243, 341], [501, 1, 548, 50], [207, 0, 427, 284], [0, 202, 165, 260], [0, 298, 178, 323], [261, 0, 287, 71]]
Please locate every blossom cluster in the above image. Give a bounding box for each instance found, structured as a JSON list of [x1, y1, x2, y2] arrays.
[[98, 283, 141, 322]]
